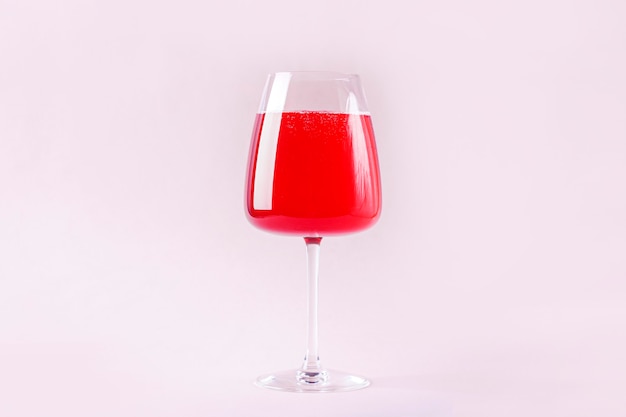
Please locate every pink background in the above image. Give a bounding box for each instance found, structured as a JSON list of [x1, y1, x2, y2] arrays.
[[1, 0, 625, 415]]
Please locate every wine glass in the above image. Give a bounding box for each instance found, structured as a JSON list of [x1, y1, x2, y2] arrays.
[[245, 71, 382, 392]]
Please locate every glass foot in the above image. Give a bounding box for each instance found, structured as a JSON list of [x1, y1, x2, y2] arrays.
[[255, 369, 370, 392]]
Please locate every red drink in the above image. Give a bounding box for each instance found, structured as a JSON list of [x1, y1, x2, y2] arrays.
[[246, 111, 381, 236]]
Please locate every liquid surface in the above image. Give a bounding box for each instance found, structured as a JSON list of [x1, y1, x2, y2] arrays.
[[246, 111, 381, 236]]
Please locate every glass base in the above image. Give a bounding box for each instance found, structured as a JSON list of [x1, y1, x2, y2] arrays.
[[255, 369, 370, 393]]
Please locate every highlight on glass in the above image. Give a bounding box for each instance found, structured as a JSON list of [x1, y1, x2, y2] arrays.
[[245, 71, 381, 392]]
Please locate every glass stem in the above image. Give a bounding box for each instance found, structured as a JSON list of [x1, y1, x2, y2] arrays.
[[297, 236, 327, 384]]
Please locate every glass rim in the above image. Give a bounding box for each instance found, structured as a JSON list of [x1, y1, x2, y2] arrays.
[[268, 71, 362, 80], [258, 71, 370, 114]]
